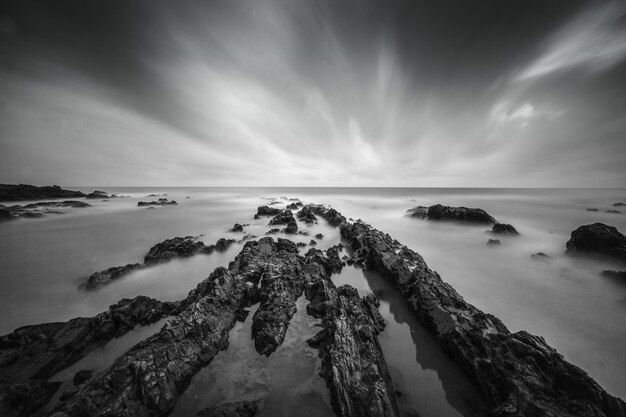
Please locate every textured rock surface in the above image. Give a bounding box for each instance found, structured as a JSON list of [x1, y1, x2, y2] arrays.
[[341, 219, 626, 417], [0, 184, 86, 202], [408, 203, 496, 224], [491, 223, 519, 235], [566, 223, 626, 264], [84, 263, 144, 289], [305, 204, 346, 227], [194, 399, 260, 417], [304, 255, 399, 417], [256, 206, 281, 216], [268, 209, 295, 226], [296, 206, 318, 224], [137, 198, 178, 207], [144, 236, 216, 265]]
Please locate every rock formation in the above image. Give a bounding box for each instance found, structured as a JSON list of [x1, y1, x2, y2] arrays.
[[0, 184, 86, 202], [407, 204, 496, 224], [565, 223, 626, 264]]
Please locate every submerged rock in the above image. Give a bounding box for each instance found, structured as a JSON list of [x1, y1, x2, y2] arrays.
[[565, 223, 626, 264], [487, 238, 501, 246], [491, 222, 520, 235], [0, 184, 85, 202], [408, 203, 496, 224], [340, 219, 626, 417], [531, 252, 551, 261]]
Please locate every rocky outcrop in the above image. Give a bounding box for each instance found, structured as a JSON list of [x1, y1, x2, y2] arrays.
[[23, 201, 91, 209], [305, 264, 399, 417], [487, 238, 501, 246], [85, 191, 110, 199], [268, 209, 295, 225], [296, 206, 317, 224], [42, 237, 318, 417], [137, 198, 178, 207], [256, 206, 281, 216], [284, 221, 298, 234], [231, 223, 244, 232], [565, 223, 626, 264], [286, 202, 303, 210], [341, 219, 626, 417], [305, 204, 346, 227], [84, 263, 144, 289], [408, 204, 496, 224], [491, 223, 519, 235], [0, 184, 86, 202], [601, 270, 626, 279], [194, 400, 260, 417]]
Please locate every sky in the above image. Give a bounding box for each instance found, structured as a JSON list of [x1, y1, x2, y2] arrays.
[[1, 0, 625, 187]]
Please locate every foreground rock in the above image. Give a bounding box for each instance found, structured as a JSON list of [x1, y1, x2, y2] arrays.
[[137, 198, 178, 207], [565, 223, 626, 264], [407, 204, 496, 224], [0, 296, 177, 416], [341, 219, 626, 417], [305, 258, 399, 417], [0, 184, 86, 202], [42, 238, 318, 417]]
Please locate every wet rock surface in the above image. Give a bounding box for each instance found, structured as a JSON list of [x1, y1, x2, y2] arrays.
[[304, 256, 399, 417], [408, 203, 496, 224], [194, 399, 260, 417], [340, 219, 626, 417], [268, 209, 295, 226], [565, 223, 626, 264], [491, 223, 519, 235], [0, 184, 86, 202]]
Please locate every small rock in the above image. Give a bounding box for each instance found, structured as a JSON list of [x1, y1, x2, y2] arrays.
[[284, 221, 298, 234], [309, 239, 317, 246], [231, 223, 244, 232], [491, 223, 520, 235], [586, 208, 599, 212], [487, 239, 501, 246], [531, 252, 550, 261], [316, 233, 324, 239]]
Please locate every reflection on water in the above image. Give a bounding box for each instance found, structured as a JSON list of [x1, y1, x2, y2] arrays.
[[170, 297, 333, 417], [333, 266, 480, 417]]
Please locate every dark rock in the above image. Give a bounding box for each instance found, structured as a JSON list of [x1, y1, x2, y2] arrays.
[[309, 239, 317, 246], [0, 209, 14, 222], [487, 239, 501, 246], [231, 223, 244, 232], [266, 228, 280, 235], [601, 270, 626, 279], [194, 399, 260, 417], [565, 223, 626, 264], [531, 252, 550, 261], [84, 263, 144, 289], [607, 210, 622, 214], [284, 221, 298, 234], [0, 380, 61, 417], [137, 199, 178, 207], [0, 184, 85, 202], [254, 214, 260, 220], [73, 369, 93, 386], [305, 276, 399, 417], [286, 202, 300, 210], [256, 206, 281, 216], [215, 238, 236, 252], [144, 236, 214, 264], [305, 204, 347, 227], [587, 208, 599, 212], [325, 245, 344, 273], [614, 203, 626, 207], [316, 233, 323, 239], [268, 209, 295, 225], [85, 191, 110, 199], [297, 206, 318, 224], [19, 211, 44, 218], [409, 203, 496, 224], [341, 219, 626, 417], [491, 223, 520, 235], [59, 387, 79, 401], [23, 200, 90, 209], [296, 242, 306, 248]]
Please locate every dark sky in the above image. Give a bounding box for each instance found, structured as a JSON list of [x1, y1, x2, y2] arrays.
[[1, 0, 625, 186]]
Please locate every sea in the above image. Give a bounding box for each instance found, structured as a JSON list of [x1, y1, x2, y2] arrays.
[[1, 187, 625, 417]]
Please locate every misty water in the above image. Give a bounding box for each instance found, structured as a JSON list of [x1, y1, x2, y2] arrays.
[[1, 187, 626, 416]]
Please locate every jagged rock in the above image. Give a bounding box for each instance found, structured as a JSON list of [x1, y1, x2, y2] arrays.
[[305, 273, 399, 417], [297, 206, 318, 224], [194, 399, 260, 417], [231, 223, 244, 232], [215, 238, 236, 252], [565, 223, 626, 264], [268, 209, 295, 225], [341, 219, 626, 417], [296, 242, 306, 248], [266, 228, 280, 235], [491, 223, 520, 235], [487, 239, 501, 246], [251, 239, 305, 356], [256, 206, 281, 216], [84, 263, 144, 289], [144, 236, 214, 264], [408, 203, 496, 224], [23, 200, 91, 209], [601, 270, 626, 279], [286, 202, 300, 210], [73, 370, 93, 386], [0, 380, 61, 417], [325, 245, 344, 273], [316, 233, 323, 239], [531, 252, 550, 261], [137, 199, 178, 207], [305, 204, 346, 227], [0, 184, 85, 202], [309, 239, 317, 246], [85, 191, 110, 199], [59, 387, 78, 401], [284, 221, 298, 234]]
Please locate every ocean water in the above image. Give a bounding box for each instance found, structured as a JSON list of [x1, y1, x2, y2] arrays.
[[1, 187, 625, 416]]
